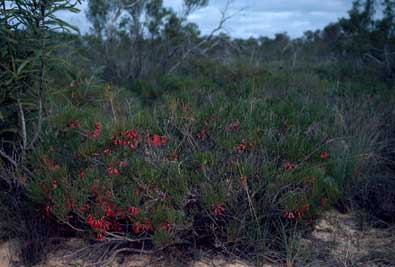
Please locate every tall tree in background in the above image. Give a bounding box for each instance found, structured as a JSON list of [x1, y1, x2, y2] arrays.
[[85, 0, 209, 84]]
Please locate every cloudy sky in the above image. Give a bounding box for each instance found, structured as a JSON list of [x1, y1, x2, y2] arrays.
[[61, 0, 353, 38]]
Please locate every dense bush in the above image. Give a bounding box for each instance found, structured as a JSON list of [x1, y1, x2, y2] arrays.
[[24, 71, 392, 260]]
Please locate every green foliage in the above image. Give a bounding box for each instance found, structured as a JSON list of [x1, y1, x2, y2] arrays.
[[24, 67, 391, 256], [0, 0, 81, 167]]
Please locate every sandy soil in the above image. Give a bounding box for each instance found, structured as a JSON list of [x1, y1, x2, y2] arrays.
[[300, 211, 395, 266]]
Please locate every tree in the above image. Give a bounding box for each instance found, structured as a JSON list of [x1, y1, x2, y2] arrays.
[[85, 0, 212, 83]]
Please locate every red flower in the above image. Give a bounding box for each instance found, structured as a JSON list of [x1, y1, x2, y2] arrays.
[[197, 128, 207, 140], [143, 220, 153, 232], [89, 122, 102, 138], [147, 134, 167, 147], [69, 119, 79, 129], [234, 139, 247, 153], [282, 211, 295, 219], [87, 216, 111, 233], [159, 221, 172, 231], [294, 203, 311, 218], [129, 143, 136, 150], [283, 160, 296, 170], [86, 214, 94, 226], [43, 205, 51, 218], [151, 134, 161, 146], [91, 182, 98, 195], [112, 137, 122, 145], [320, 152, 329, 159], [103, 148, 111, 156], [66, 197, 73, 210], [225, 121, 240, 132], [96, 233, 104, 240], [132, 221, 152, 233], [127, 206, 140, 217], [301, 203, 310, 212], [79, 169, 85, 178], [111, 223, 122, 232], [119, 161, 128, 168], [212, 203, 225, 216], [107, 167, 119, 176], [161, 135, 167, 145], [105, 206, 115, 218], [124, 129, 139, 140], [133, 221, 143, 233]]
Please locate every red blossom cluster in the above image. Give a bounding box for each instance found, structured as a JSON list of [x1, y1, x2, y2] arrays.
[[110, 129, 166, 149], [43, 205, 51, 219], [68, 119, 79, 129], [320, 152, 329, 159], [86, 215, 111, 240], [82, 184, 156, 239], [225, 121, 240, 132], [234, 139, 248, 153], [87, 182, 159, 238], [196, 128, 207, 140], [234, 139, 256, 153], [282, 203, 310, 220], [110, 129, 140, 149], [127, 206, 141, 217], [119, 161, 128, 168], [282, 210, 296, 219], [159, 221, 172, 231], [88, 122, 102, 138], [103, 148, 111, 155], [146, 134, 166, 147], [107, 166, 120, 176], [212, 203, 225, 216], [133, 220, 153, 234], [283, 160, 296, 170]]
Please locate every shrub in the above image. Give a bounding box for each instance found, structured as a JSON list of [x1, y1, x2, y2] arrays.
[[26, 80, 346, 258]]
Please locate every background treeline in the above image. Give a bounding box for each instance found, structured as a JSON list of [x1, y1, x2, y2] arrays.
[[65, 0, 395, 89]]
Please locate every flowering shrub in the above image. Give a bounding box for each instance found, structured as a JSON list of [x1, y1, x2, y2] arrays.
[[26, 81, 355, 254]]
